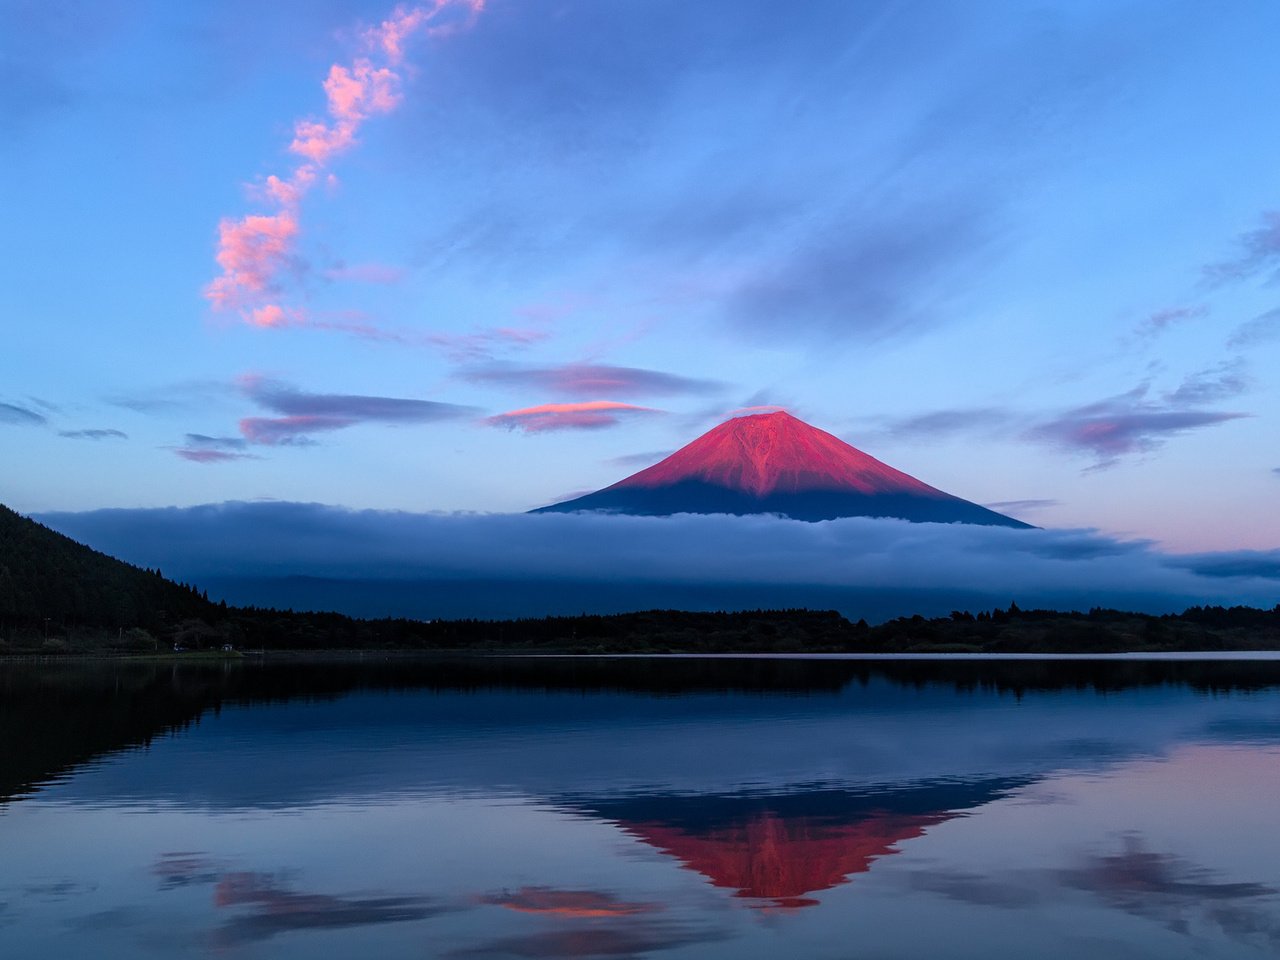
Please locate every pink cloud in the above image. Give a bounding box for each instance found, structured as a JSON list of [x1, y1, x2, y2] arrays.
[[488, 400, 659, 433], [288, 118, 357, 165], [206, 1, 486, 327], [205, 212, 299, 309], [365, 4, 430, 63], [248, 304, 296, 328], [324, 60, 400, 122]]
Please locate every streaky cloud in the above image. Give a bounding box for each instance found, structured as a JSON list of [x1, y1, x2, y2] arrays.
[[984, 499, 1060, 512], [1026, 384, 1247, 469], [488, 401, 659, 433], [1228, 307, 1280, 349], [464, 362, 722, 399], [174, 449, 258, 464], [1205, 211, 1280, 285], [242, 376, 478, 423], [0, 402, 49, 426], [1165, 359, 1250, 406], [59, 428, 127, 441]]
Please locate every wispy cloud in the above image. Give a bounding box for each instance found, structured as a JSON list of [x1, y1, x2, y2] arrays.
[[204, 1, 485, 327], [107, 380, 234, 414], [323, 262, 406, 284], [1205, 211, 1280, 284], [1165, 359, 1250, 406], [0, 401, 49, 426], [59, 428, 127, 441], [984, 499, 1060, 512], [242, 376, 476, 423], [1134, 304, 1208, 339], [875, 408, 1015, 442], [230, 376, 478, 446], [175, 449, 258, 464], [239, 415, 347, 446], [173, 433, 257, 464], [488, 401, 659, 433], [1027, 385, 1247, 469], [606, 450, 673, 469], [426, 326, 552, 362], [725, 199, 992, 343], [1228, 307, 1280, 349], [464, 363, 722, 399]]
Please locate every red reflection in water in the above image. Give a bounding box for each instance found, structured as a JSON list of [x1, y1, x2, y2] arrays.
[[620, 810, 952, 908], [480, 887, 661, 918]]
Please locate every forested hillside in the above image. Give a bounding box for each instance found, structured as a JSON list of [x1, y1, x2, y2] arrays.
[[0, 504, 214, 638]]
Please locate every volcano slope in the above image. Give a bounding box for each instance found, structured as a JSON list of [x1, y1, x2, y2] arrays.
[[534, 411, 1031, 527]]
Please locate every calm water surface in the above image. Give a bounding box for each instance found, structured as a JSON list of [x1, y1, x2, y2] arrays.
[[3, 656, 1280, 959]]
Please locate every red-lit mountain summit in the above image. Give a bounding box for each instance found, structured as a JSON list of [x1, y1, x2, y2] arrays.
[[535, 410, 1030, 527]]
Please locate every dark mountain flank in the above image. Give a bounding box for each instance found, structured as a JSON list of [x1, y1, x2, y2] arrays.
[[534, 410, 1031, 526], [0, 503, 213, 636]]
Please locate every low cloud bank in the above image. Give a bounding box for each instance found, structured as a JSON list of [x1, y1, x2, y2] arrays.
[[37, 503, 1280, 622]]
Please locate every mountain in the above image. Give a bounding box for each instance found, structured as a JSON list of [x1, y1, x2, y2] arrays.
[[534, 410, 1031, 527], [0, 502, 213, 634]]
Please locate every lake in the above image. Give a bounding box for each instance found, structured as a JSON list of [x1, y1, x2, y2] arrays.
[[3, 656, 1280, 958]]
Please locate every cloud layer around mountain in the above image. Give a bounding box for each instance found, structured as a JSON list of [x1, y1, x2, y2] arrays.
[[36, 503, 1280, 622]]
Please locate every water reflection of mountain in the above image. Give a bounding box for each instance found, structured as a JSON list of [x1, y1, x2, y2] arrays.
[[563, 780, 1025, 908], [6, 656, 1280, 805]]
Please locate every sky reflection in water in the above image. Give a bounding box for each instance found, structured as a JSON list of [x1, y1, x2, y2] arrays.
[[2, 658, 1279, 959]]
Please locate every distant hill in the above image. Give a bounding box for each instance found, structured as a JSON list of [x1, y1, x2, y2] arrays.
[[534, 410, 1031, 526], [0, 503, 214, 636]]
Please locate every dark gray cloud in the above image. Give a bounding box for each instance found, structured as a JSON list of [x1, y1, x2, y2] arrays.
[[58, 428, 127, 441], [0, 402, 47, 426], [1205, 212, 1280, 285], [1026, 385, 1247, 468], [1228, 307, 1280, 349], [462, 363, 721, 400], [33, 503, 1280, 622]]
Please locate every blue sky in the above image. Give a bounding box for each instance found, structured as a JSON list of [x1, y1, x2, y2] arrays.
[[4, 0, 1280, 555]]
